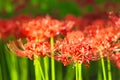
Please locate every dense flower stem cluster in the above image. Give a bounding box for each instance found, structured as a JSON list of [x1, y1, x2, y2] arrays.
[[0, 13, 120, 69]]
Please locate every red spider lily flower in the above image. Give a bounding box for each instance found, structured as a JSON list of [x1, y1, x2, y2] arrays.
[[70, 40, 93, 63], [84, 25, 104, 37], [115, 18, 120, 27], [0, 15, 32, 40], [21, 16, 74, 41], [108, 12, 120, 27], [95, 27, 116, 42], [109, 38, 120, 62], [64, 14, 83, 30], [92, 19, 106, 26], [89, 27, 116, 56], [54, 31, 93, 66], [55, 39, 94, 66], [0, 19, 17, 39], [111, 53, 120, 69], [64, 31, 84, 44], [8, 39, 50, 59]]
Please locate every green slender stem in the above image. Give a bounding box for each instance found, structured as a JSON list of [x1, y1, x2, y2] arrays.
[[101, 56, 107, 80], [51, 58, 55, 80], [99, 50, 107, 80], [78, 64, 82, 80], [76, 63, 78, 80], [76, 63, 82, 80], [34, 55, 45, 80], [44, 57, 49, 80], [50, 37, 55, 80], [107, 58, 112, 80], [34, 58, 41, 80]]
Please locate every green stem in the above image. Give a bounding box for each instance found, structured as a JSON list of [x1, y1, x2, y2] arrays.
[[34, 55, 45, 80], [107, 58, 112, 80], [44, 57, 49, 80], [99, 49, 107, 80], [76, 63, 78, 80], [50, 37, 55, 80], [101, 56, 107, 80], [78, 64, 82, 80], [76, 63, 82, 80]]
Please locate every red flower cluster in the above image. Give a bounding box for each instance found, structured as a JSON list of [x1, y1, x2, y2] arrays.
[[54, 13, 120, 67], [6, 15, 74, 60], [2, 13, 120, 68], [8, 39, 50, 59], [54, 31, 94, 66], [0, 15, 32, 39], [22, 15, 74, 41]]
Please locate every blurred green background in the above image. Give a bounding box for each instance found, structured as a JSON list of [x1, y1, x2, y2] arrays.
[[0, 0, 120, 80], [0, 0, 120, 18]]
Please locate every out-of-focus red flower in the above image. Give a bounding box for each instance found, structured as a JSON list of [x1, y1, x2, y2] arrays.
[[0, 19, 17, 39], [14, 4, 26, 13], [84, 25, 104, 37], [111, 53, 120, 69], [22, 16, 74, 41], [8, 39, 50, 59], [65, 31, 84, 44], [0, 15, 32, 40], [104, 2, 119, 11], [4, 13, 120, 68], [64, 14, 83, 30]]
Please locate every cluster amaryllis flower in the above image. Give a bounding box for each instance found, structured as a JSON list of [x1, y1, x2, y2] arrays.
[[53, 13, 120, 68], [8, 39, 50, 59], [106, 14, 120, 68], [3, 13, 120, 68], [7, 15, 75, 60], [21, 15, 74, 41], [54, 31, 94, 66], [0, 15, 32, 40]]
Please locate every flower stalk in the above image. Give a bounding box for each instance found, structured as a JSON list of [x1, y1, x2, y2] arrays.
[[50, 37, 55, 80], [34, 55, 45, 80], [100, 51, 107, 80], [76, 63, 82, 80], [44, 56, 49, 80], [107, 58, 112, 80], [78, 64, 82, 80]]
